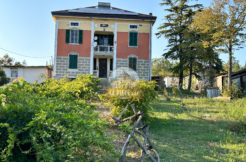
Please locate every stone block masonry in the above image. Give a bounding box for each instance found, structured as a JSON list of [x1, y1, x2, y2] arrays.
[[55, 56, 90, 80], [117, 58, 150, 81]]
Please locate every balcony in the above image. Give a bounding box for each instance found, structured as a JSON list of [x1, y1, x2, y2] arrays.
[[94, 45, 114, 56]]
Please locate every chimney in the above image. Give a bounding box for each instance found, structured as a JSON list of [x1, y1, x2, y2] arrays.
[[98, 2, 111, 9], [149, 13, 153, 16]]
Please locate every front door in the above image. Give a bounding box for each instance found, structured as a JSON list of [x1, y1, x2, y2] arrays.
[[99, 58, 107, 78]]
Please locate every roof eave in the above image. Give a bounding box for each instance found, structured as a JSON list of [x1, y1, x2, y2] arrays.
[[51, 12, 157, 22]]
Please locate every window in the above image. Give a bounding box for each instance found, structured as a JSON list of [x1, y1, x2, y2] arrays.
[[66, 30, 83, 44], [110, 59, 113, 71], [129, 57, 137, 71], [69, 54, 78, 69], [70, 22, 80, 27], [94, 58, 97, 70], [242, 76, 246, 92], [129, 32, 138, 47], [11, 69, 18, 78], [129, 24, 138, 30], [70, 30, 79, 44], [100, 24, 109, 28], [232, 78, 240, 88], [95, 34, 113, 46]]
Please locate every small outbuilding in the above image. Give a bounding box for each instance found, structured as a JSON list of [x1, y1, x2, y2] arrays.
[[2, 66, 53, 83], [216, 69, 246, 93]]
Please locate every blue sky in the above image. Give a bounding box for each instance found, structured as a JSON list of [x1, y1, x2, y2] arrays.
[[0, 0, 245, 66]]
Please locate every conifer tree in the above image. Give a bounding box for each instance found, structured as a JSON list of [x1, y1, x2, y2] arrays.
[[157, 0, 202, 89]]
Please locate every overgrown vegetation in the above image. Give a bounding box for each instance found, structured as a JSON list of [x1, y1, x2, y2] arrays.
[[163, 87, 200, 99], [0, 75, 116, 161], [150, 96, 246, 161], [223, 83, 243, 99], [0, 68, 10, 86], [104, 79, 157, 122]]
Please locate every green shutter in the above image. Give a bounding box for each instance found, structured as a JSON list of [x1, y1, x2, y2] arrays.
[[133, 57, 137, 70], [129, 32, 133, 46], [134, 33, 138, 46], [79, 30, 83, 44], [129, 57, 132, 69], [129, 32, 138, 46], [69, 55, 78, 69], [66, 30, 70, 43], [129, 57, 137, 71]]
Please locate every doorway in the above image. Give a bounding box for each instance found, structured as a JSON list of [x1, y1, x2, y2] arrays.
[[99, 58, 107, 78]]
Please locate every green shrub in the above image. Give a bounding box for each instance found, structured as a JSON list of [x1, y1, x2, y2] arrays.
[[172, 87, 181, 96], [223, 83, 243, 99], [0, 68, 10, 86], [105, 79, 158, 121], [35, 75, 100, 101], [163, 87, 171, 101], [0, 78, 115, 161]]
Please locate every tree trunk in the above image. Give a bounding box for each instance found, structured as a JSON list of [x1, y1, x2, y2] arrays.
[[179, 62, 184, 90], [188, 62, 193, 92], [228, 41, 233, 88]]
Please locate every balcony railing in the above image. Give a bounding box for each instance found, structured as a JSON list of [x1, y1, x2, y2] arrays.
[[94, 45, 114, 56]]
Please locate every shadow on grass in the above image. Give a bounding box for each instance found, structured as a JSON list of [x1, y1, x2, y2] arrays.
[[149, 117, 242, 161], [148, 97, 246, 161]]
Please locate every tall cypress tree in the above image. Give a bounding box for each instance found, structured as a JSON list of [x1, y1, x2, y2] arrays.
[[157, 0, 202, 89]]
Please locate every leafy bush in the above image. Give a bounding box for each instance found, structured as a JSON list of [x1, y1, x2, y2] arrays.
[[35, 75, 100, 100], [0, 68, 10, 86], [163, 87, 200, 98], [0, 77, 115, 161], [105, 79, 157, 121], [172, 87, 181, 96], [223, 83, 243, 99], [163, 88, 171, 101]]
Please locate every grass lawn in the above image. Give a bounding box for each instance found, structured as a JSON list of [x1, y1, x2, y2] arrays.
[[149, 96, 246, 161]]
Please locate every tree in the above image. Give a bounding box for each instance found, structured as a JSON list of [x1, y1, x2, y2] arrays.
[[152, 58, 175, 76], [0, 68, 10, 86], [0, 54, 25, 67], [0, 54, 14, 66], [157, 0, 203, 89], [191, 0, 246, 87], [242, 62, 246, 69], [223, 56, 241, 72]]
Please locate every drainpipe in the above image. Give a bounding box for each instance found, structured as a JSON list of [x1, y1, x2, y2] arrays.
[[90, 21, 95, 74], [53, 20, 59, 78], [149, 23, 153, 81]]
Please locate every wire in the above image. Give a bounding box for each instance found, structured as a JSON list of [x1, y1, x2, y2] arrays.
[[0, 47, 52, 59]]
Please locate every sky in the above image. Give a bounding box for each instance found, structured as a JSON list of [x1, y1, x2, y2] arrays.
[[0, 0, 245, 66]]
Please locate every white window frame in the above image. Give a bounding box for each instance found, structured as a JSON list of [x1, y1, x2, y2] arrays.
[[11, 69, 18, 78], [129, 24, 139, 30], [69, 29, 79, 44], [69, 21, 80, 27]]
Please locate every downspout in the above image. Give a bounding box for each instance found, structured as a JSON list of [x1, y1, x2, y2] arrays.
[[149, 23, 153, 81], [113, 23, 118, 74], [53, 20, 59, 78], [90, 21, 95, 74]]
